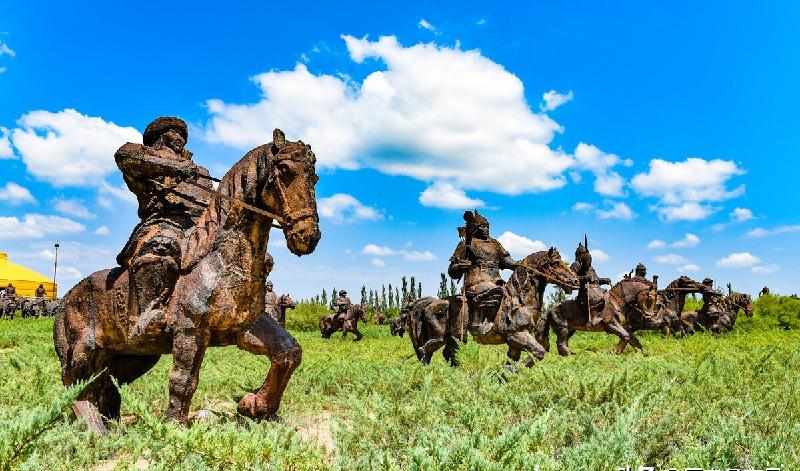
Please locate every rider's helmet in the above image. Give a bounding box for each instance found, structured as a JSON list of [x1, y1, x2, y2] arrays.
[[265, 281, 274, 291], [635, 263, 647, 278], [143, 117, 188, 147], [339, 290, 347, 296]]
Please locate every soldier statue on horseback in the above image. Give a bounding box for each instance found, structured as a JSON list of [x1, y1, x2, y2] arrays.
[[447, 210, 519, 335]]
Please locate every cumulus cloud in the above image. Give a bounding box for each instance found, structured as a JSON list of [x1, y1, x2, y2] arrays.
[[10, 109, 141, 187], [647, 240, 666, 250], [0, 182, 36, 205], [596, 201, 636, 220], [671, 233, 700, 248], [0, 214, 85, 239], [746, 225, 800, 238], [0, 41, 14, 73], [418, 19, 436, 32], [631, 157, 745, 221], [496, 231, 547, 258], [56, 266, 83, 280], [540, 90, 573, 111], [403, 250, 437, 261], [716, 252, 761, 268], [419, 181, 484, 209], [655, 254, 689, 265], [0, 127, 14, 158], [370, 258, 386, 267], [573, 143, 632, 197], [572, 202, 594, 212], [678, 263, 700, 272], [361, 243, 437, 262], [318, 193, 382, 223], [751, 264, 778, 275], [730, 207, 754, 222], [591, 249, 610, 263], [52, 198, 96, 219], [94, 225, 110, 235], [204, 35, 577, 204], [362, 244, 396, 256]]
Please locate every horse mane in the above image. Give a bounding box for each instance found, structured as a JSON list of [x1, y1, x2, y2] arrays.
[[521, 250, 554, 271], [722, 292, 749, 308], [181, 145, 274, 270]]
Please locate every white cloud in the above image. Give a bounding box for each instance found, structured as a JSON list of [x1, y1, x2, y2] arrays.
[[419, 181, 484, 209], [591, 249, 610, 263], [572, 201, 594, 212], [0, 182, 36, 205], [632, 157, 745, 221], [596, 201, 636, 220], [203, 35, 576, 202], [318, 193, 382, 223], [716, 252, 761, 268], [10, 109, 141, 187], [418, 19, 436, 32], [573, 143, 629, 197], [540, 90, 573, 111], [730, 207, 753, 222], [96, 196, 114, 210], [655, 254, 689, 265], [362, 244, 396, 256], [496, 231, 547, 258], [403, 250, 437, 261], [0, 214, 85, 239], [56, 266, 82, 280], [370, 258, 386, 267], [746, 225, 800, 237], [593, 171, 625, 197], [678, 263, 700, 272], [751, 264, 778, 275], [647, 240, 666, 250], [656, 202, 713, 222], [94, 225, 110, 235], [0, 127, 14, 158], [671, 233, 700, 248], [362, 243, 438, 262], [0, 42, 14, 58], [52, 198, 96, 219], [99, 181, 136, 205]]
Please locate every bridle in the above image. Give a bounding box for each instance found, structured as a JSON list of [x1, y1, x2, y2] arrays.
[[270, 153, 316, 228]]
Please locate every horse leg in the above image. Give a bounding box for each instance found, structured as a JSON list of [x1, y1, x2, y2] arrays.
[[353, 325, 363, 342], [419, 336, 447, 365], [553, 319, 572, 357], [506, 331, 545, 368], [165, 327, 209, 425], [110, 355, 161, 385], [628, 333, 645, 352], [603, 322, 631, 355], [535, 310, 551, 352], [236, 314, 302, 421], [443, 336, 459, 367]]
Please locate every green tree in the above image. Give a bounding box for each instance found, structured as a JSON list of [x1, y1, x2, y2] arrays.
[[321, 289, 327, 306], [438, 273, 448, 298], [360, 285, 367, 305], [410, 276, 416, 301], [449, 279, 457, 297], [417, 281, 422, 299], [401, 276, 408, 303], [545, 287, 568, 311]]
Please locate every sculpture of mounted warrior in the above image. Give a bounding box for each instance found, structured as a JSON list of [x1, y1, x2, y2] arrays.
[[447, 210, 518, 335]]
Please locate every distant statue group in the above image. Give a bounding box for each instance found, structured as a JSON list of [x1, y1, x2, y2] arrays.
[[51, 115, 758, 434]]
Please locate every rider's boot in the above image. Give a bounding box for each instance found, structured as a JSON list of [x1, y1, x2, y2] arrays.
[[129, 254, 178, 338]]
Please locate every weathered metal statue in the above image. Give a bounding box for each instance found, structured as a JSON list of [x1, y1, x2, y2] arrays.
[[330, 290, 352, 322], [536, 253, 659, 355], [406, 212, 578, 368], [265, 282, 295, 326], [570, 236, 611, 327], [760, 286, 770, 297], [389, 313, 408, 337], [319, 304, 368, 341], [373, 309, 387, 325], [54, 123, 321, 434], [681, 291, 753, 333], [655, 276, 705, 336]]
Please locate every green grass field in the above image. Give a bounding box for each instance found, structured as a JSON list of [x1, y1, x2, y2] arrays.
[[1, 296, 799, 470]]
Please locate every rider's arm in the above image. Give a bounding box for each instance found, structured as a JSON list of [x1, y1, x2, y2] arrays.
[[447, 242, 469, 279], [115, 143, 197, 180], [498, 246, 519, 271]]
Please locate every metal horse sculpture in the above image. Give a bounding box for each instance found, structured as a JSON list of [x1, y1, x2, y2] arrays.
[[656, 276, 705, 336], [406, 248, 578, 368], [681, 292, 753, 333], [536, 276, 659, 355], [319, 304, 368, 341], [54, 131, 321, 434]]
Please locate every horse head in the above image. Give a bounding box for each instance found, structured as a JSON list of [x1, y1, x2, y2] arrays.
[[352, 304, 367, 322], [611, 277, 658, 321], [278, 294, 296, 310], [263, 129, 322, 256], [522, 247, 579, 294]]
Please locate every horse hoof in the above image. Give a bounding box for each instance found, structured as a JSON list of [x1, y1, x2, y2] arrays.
[[503, 364, 518, 374]]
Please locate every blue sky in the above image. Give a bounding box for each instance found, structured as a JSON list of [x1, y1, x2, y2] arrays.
[[1, 1, 798, 299]]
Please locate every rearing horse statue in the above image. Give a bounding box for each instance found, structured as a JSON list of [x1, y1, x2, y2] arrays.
[[54, 130, 321, 434]]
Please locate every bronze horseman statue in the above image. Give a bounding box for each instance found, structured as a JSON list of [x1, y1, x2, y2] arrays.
[[448, 210, 519, 335], [54, 118, 321, 434]]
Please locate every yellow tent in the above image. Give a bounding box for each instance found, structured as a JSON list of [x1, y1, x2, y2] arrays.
[[0, 252, 57, 299]]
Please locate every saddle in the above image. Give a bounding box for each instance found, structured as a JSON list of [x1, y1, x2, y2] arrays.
[[467, 286, 503, 310]]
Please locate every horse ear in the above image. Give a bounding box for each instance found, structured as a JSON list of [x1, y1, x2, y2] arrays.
[[273, 129, 286, 150]]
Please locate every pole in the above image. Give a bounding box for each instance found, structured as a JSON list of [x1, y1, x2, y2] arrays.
[[52, 241, 59, 299]]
